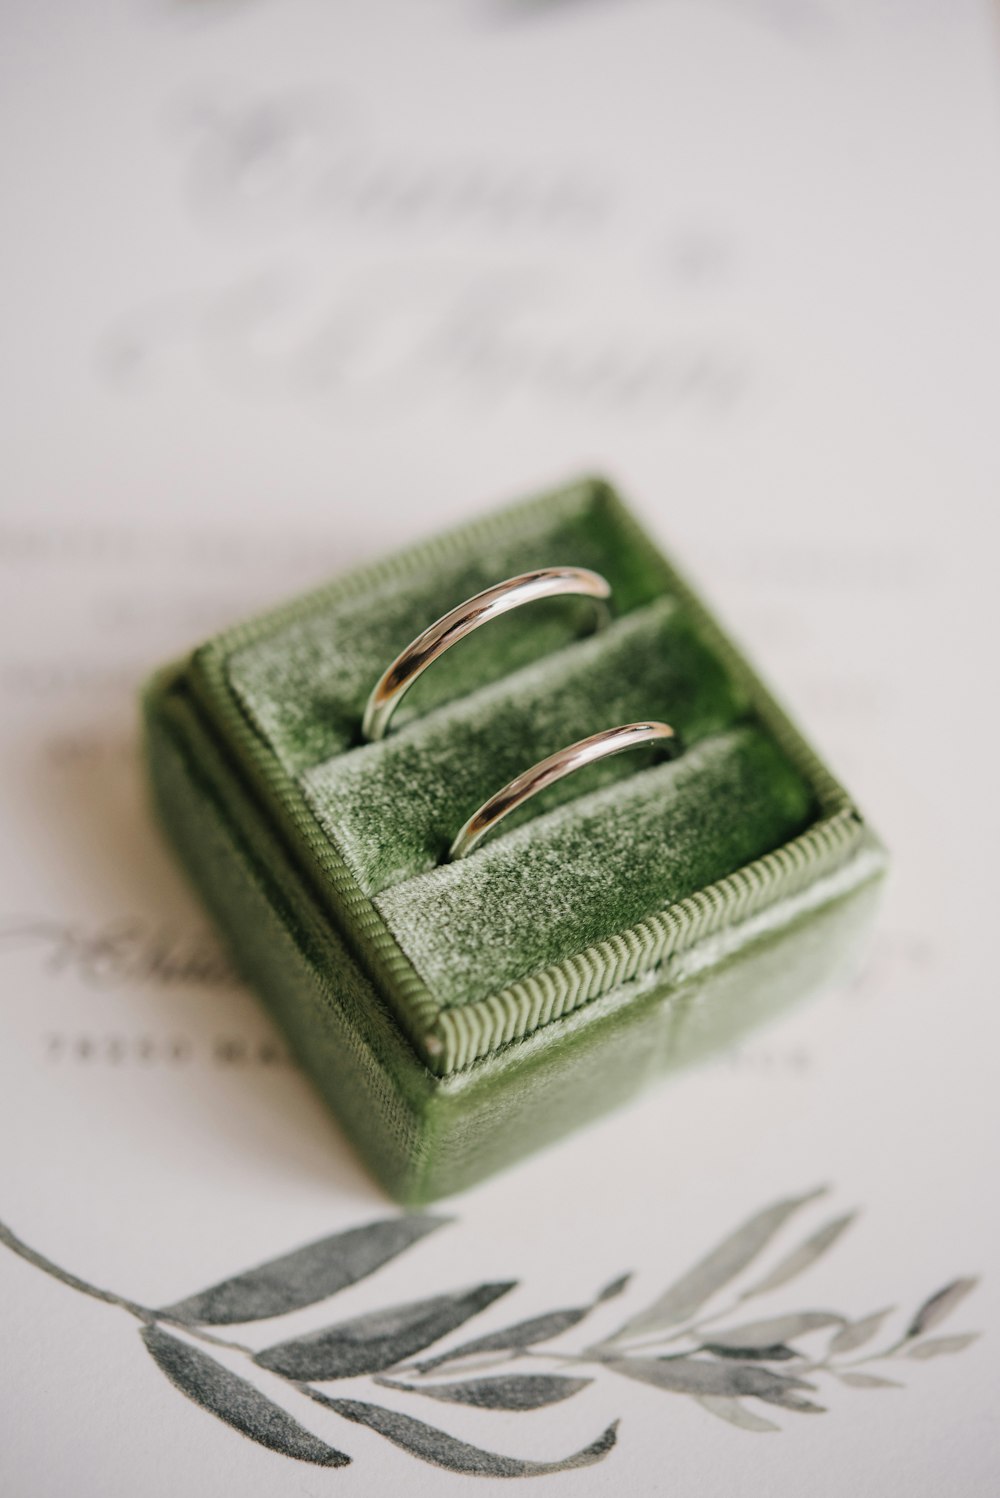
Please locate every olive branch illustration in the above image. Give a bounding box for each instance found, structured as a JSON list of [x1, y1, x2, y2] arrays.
[[0, 1187, 980, 1477]]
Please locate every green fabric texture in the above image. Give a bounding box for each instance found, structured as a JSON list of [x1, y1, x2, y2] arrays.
[[219, 484, 669, 775], [141, 476, 887, 1201], [301, 599, 750, 894], [373, 728, 813, 1010]]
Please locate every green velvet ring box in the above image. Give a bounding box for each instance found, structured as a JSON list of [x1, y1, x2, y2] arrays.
[[142, 478, 886, 1203]]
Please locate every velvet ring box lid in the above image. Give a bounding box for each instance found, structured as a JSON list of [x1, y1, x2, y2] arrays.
[[142, 478, 886, 1203]]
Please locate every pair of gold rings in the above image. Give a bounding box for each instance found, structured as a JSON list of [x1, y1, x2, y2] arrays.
[[361, 566, 675, 861]]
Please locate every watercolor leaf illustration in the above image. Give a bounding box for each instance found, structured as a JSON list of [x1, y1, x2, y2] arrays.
[[307, 1395, 619, 1477], [612, 1188, 825, 1339], [141, 1324, 350, 1467], [0, 1188, 981, 1476], [159, 1214, 449, 1325], [254, 1282, 517, 1379], [375, 1373, 592, 1410]]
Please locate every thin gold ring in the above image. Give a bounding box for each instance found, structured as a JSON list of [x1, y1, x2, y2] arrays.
[[361, 566, 611, 742], [448, 720, 676, 861]]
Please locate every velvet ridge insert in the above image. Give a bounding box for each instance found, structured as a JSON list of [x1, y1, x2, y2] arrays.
[[142, 477, 887, 1202]]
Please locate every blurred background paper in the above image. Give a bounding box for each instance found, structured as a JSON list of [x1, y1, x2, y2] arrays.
[[1, 1, 999, 1493]]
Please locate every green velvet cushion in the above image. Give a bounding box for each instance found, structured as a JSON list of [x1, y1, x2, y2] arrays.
[[142, 477, 886, 1200]]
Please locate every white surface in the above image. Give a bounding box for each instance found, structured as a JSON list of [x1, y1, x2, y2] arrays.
[[1, 2, 998, 1493]]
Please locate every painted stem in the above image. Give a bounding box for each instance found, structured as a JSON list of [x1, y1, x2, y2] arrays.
[[0, 1218, 153, 1322], [0, 1218, 258, 1356]]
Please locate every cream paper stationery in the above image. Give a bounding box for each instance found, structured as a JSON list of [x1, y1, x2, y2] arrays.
[[1, 2, 998, 1493]]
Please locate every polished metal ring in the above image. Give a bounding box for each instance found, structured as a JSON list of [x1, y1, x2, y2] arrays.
[[448, 720, 676, 861], [361, 566, 611, 742]]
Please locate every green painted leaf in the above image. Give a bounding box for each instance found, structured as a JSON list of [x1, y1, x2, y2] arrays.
[[768, 1392, 826, 1414], [905, 1279, 978, 1340], [703, 1342, 796, 1362], [707, 1312, 844, 1349], [828, 1308, 893, 1356], [906, 1334, 979, 1359], [597, 1274, 632, 1302], [694, 1395, 779, 1432], [140, 1325, 349, 1466], [308, 1395, 618, 1476], [416, 1276, 625, 1373], [606, 1355, 818, 1408], [256, 1282, 515, 1380], [375, 1373, 591, 1410], [837, 1371, 903, 1389], [415, 1309, 583, 1374], [614, 1189, 825, 1338], [160, 1215, 448, 1325], [740, 1214, 856, 1299]]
